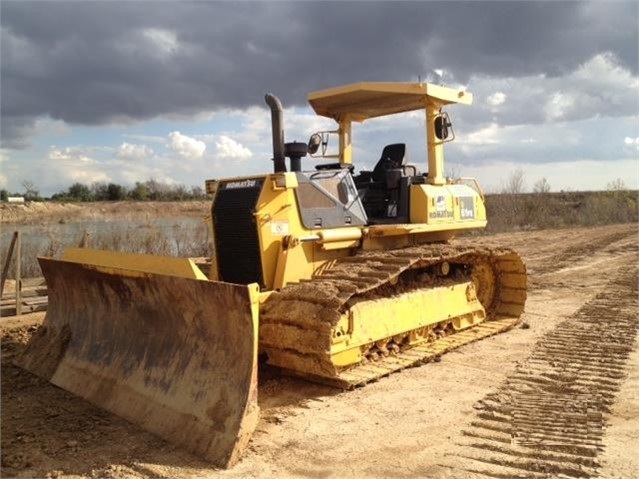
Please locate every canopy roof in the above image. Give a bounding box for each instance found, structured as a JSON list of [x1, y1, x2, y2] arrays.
[[307, 82, 473, 122]]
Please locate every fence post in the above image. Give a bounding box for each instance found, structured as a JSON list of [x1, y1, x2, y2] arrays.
[[78, 230, 91, 248], [0, 231, 18, 297], [15, 230, 22, 316]]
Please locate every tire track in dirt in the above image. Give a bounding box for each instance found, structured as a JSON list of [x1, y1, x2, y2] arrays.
[[459, 224, 637, 291], [525, 228, 637, 292], [450, 263, 638, 479], [532, 229, 636, 276]]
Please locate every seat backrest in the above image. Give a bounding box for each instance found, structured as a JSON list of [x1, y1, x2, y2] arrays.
[[372, 143, 406, 182]]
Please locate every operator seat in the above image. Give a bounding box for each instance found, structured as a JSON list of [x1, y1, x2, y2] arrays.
[[372, 143, 406, 183], [354, 143, 410, 222]]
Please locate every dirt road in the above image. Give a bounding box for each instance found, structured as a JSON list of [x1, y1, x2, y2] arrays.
[[2, 223, 637, 479]]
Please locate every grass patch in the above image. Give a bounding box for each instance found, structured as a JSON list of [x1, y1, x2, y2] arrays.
[[484, 190, 638, 233]]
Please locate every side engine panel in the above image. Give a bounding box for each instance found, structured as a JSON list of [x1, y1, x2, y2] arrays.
[[409, 183, 487, 227]]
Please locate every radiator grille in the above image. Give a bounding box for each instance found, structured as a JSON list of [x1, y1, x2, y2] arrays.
[[212, 179, 264, 286]]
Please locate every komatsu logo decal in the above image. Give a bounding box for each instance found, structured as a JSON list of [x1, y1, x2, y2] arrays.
[[429, 210, 454, 219], [429, 195, 454, 219], [224, 179, 258, 189]]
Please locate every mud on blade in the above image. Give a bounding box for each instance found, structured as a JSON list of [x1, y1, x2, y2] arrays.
[[18, 255, 260, 468]]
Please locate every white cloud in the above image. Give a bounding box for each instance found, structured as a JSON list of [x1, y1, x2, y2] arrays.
[[222, 106, 271, 146], [33, 117, 71, 136], [544, 92, 576, 121], [486, 92, 506, 107], [464, 52, 638, 127], [116, 142, 154, 161], [167, 131, 206, 159], [49, 146, 96, 164], [623, 137, 639, 150], [114, 28, 181, 61], [47, 147, 110, 183], [142, 28, 179, 58], [214, 135, 252, 160], [463, 123, 502, 146], [453, 115, 632, 166], [573, 52, 638, 91]]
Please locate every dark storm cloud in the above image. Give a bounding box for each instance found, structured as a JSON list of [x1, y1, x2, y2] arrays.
[[0, 115, 36, 149], [1, 1, 637, 148]]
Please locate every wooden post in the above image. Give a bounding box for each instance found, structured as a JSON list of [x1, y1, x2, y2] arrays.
[[78, 230, 91, 248], [0, 231, 18, 297], [15, 231, 22, 315]]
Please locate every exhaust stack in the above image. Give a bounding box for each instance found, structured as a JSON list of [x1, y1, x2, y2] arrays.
[[264, 93, 287, 173]]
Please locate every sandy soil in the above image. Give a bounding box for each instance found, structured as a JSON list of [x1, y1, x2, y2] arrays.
[[1, 223, 637, 479]]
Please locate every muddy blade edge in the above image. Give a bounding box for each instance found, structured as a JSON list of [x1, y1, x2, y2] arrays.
[[17, 257, 260, 468]]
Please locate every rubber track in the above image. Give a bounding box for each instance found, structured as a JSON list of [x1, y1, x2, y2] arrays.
[[452, 264, 638, 479], [260, 244, 527, 388]]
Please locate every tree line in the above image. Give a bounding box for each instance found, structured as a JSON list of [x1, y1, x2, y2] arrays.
[[1, 172, 631, 202], [0, 179, 208, 202]]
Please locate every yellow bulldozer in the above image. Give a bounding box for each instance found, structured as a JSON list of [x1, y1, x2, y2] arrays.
[[18, 82, 526, 468]]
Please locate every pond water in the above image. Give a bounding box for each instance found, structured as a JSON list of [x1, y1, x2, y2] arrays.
[[1, 217, 209, 277]]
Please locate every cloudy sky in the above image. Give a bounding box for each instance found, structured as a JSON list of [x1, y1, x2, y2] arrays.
[[1, 1, 638, 196]]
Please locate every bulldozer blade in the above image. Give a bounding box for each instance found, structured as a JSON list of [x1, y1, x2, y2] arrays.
[[17, 256, 260, 468]]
